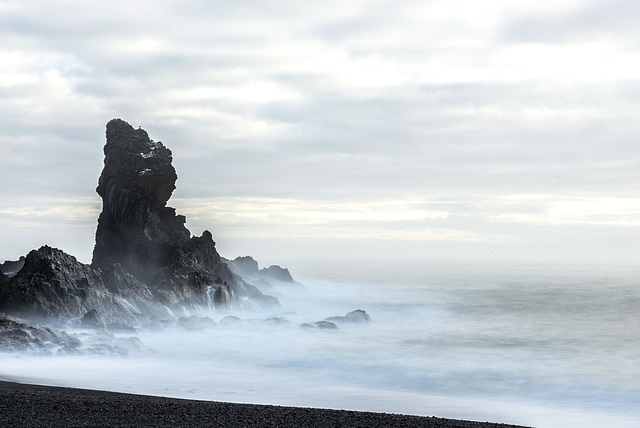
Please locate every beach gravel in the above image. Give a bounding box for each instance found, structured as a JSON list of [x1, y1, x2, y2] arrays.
[[0, 381, 528, 427]]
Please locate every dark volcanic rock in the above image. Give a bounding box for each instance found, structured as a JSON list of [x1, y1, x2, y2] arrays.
[[91, 119, 277, 310], [261, 265, 295, 282], [80, 309, 107, 330], [230, 256, 260, 277], [0, 270, 8, 287], [0, 119, 280, 334], [226, 256, 303, 292], [228, 256, 295, 282], [0, 246, 171, 325], [0, 318, 81, 354]]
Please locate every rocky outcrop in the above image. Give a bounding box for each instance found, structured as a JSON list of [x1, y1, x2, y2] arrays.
[[93, 119, 188, 277], [0, 317, 143, 356], [91, 119, 277, 311], [0, 318, 81, 354], [226, 256, 303, 291], [0, 246, 171, 326], [228, 256, 260, 277], [261, 265, 296, 282], [0, 119, 280, 339]]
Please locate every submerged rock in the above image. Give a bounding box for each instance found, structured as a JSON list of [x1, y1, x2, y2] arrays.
[[219, 315, 243, 327], [0, 319, 148, 356], [301, 321, 338, 330], [177, 316, 216, 331], [325, 310, 372, 324], [0, 318, 81, 354], [300, 310, 371, 331]]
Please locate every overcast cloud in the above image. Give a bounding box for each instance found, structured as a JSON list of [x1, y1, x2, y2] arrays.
[[1, 0, 639, 266]]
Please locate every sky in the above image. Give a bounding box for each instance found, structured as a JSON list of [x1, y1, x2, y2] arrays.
[[1, 0, 639, 267]]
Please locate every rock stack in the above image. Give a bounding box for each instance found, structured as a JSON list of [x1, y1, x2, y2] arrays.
[[0, 119, 279, 331]]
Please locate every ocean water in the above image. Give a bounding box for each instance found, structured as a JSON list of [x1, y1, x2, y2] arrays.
[[2, 261, 639, 427]]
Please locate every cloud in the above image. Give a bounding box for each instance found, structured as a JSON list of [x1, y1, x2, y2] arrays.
[[491, 195, 640, 226], [170, 196, 515, 244], [501, 0, 640, 44], [1, 0, 640, 264]]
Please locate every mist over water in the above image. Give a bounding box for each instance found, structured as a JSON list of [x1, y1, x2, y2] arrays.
[[2, 262, 639, 428]]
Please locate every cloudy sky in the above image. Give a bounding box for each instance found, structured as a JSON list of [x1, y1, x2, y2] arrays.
[[1, 0, 639, 267]]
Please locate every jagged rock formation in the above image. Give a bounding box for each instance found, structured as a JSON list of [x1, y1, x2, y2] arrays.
[[226, 256, 304, 291], [0, 318, 81, 354], [0, 119, 281, 340], [93, 119, 186, 276], [227, 256, 261, 277], [91, 119, 277, 310], [0, 246, 171, 326], [0, 317, 143, 355]]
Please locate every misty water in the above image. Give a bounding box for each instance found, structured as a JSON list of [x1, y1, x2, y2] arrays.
[[2, 262, 639, 427]]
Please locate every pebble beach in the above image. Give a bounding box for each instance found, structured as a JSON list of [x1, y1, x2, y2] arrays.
[[0, 381, 528, 428]]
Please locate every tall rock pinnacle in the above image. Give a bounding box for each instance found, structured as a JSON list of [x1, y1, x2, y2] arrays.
[[0, 118, 279, 334], [0, 118, 278, 326], [92, 119, 189, 276], [90, 119, 278, 310]]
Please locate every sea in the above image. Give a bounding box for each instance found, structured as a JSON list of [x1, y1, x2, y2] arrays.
[[1, 261, 639, 428]]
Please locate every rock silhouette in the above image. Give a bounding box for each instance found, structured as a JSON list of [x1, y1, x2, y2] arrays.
[[226, 255, 304, 292], [0, 119, 279, 332], [0, 245, 169, 324]]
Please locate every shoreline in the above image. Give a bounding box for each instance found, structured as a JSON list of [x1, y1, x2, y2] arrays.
[[0, 380, 528, 428]]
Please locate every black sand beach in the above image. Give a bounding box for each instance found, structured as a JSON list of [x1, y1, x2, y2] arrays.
[[0, 381, 528, 428]]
